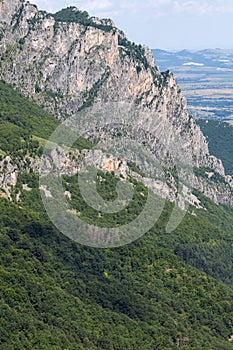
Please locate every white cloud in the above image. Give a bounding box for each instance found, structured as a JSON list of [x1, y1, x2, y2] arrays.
[[172, 0, 233, 15], [147, 0, 172, 7], [172, 0, 210, 14], [77, 0, 113, 11], [32, 0, 114, 13], [214, 4, 233, 14], [90, 10, 120, 19], [32, 0, 58, 12]]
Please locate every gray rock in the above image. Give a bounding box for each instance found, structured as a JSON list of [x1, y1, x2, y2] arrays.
[[0, 0, 232, 206]]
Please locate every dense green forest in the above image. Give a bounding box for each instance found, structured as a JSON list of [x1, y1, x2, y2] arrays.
[[52, 7, 113, 32], [0, 80, 92, 156], [197, 119, 233, 175], [1, 81, 233, 349]]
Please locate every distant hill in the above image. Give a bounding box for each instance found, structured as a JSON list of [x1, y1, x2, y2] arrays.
[[153, 48, 233, 71], [152, 48, 233, 121]]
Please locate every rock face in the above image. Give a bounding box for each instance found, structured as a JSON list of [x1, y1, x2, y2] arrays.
[[0, 1, 214, 164], [0, 0, 232, 205], [0, 156, 18, 199]]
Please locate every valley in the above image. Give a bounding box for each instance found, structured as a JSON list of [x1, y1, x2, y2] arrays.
[[153, 49, 233, 121]]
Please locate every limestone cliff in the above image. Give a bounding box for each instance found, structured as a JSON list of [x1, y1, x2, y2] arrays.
[[0, 0, 232, 205], [0, 1, 212, 163]]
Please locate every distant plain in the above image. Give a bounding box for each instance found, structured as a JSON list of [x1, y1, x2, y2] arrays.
[[153, 49, 233, 122]]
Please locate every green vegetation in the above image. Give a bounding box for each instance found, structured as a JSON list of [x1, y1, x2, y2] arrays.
[[63, 172, 148, 227], [2, 170, 233, 348], [197, 120, 233, 175], [193, 166, 227, 184], [128, 161, 146, 176], [1, 80, 233, 349], [0, 80, 59, 140], [0, 120, 29, 152], [52, 7, 113, 32], [118, 37, 149, 69], [0, 80, 93, 153]]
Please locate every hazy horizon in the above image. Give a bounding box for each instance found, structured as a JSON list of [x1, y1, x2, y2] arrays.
[[154, 47, 233, 52]]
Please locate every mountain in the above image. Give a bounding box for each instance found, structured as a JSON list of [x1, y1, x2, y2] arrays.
[[1, 80, 233, 349], [1, 2, 233, 349], [0, 0, 232, 207], [153, 49, 233, 71], [0, 0, 219, 164]]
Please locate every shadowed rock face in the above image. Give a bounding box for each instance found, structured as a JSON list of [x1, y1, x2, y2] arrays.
[[0, 0, 232, 206]]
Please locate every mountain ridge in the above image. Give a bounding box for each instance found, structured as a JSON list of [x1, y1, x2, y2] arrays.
[[0, 0, 232, 208], [1, 2, 233, 349]]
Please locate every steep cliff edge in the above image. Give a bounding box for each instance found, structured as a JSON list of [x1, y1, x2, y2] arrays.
[[0, 0, 232, 205]]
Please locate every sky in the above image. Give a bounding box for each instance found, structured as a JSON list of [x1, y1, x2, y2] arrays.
[[32, 0, 233, 50]]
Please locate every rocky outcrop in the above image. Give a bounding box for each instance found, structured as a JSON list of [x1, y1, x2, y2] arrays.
[[0, 0, 232, 206], [0, 0, 221, 170], [0, 156, 18, 199]]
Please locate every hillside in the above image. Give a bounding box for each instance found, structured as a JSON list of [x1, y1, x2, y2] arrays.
[[0, 0, 233, 209], [0, 47, 233, 350], [2, 189, 233, 350], [0, 0, 221, 169], [197, 120, 233, 176], [0, 2, 233, 349]]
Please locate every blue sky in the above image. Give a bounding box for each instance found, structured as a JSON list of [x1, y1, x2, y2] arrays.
[[32, 0, 233, 50]]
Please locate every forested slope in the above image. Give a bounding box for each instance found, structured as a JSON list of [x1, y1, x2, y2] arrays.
[[1, 81, 233, 349]]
